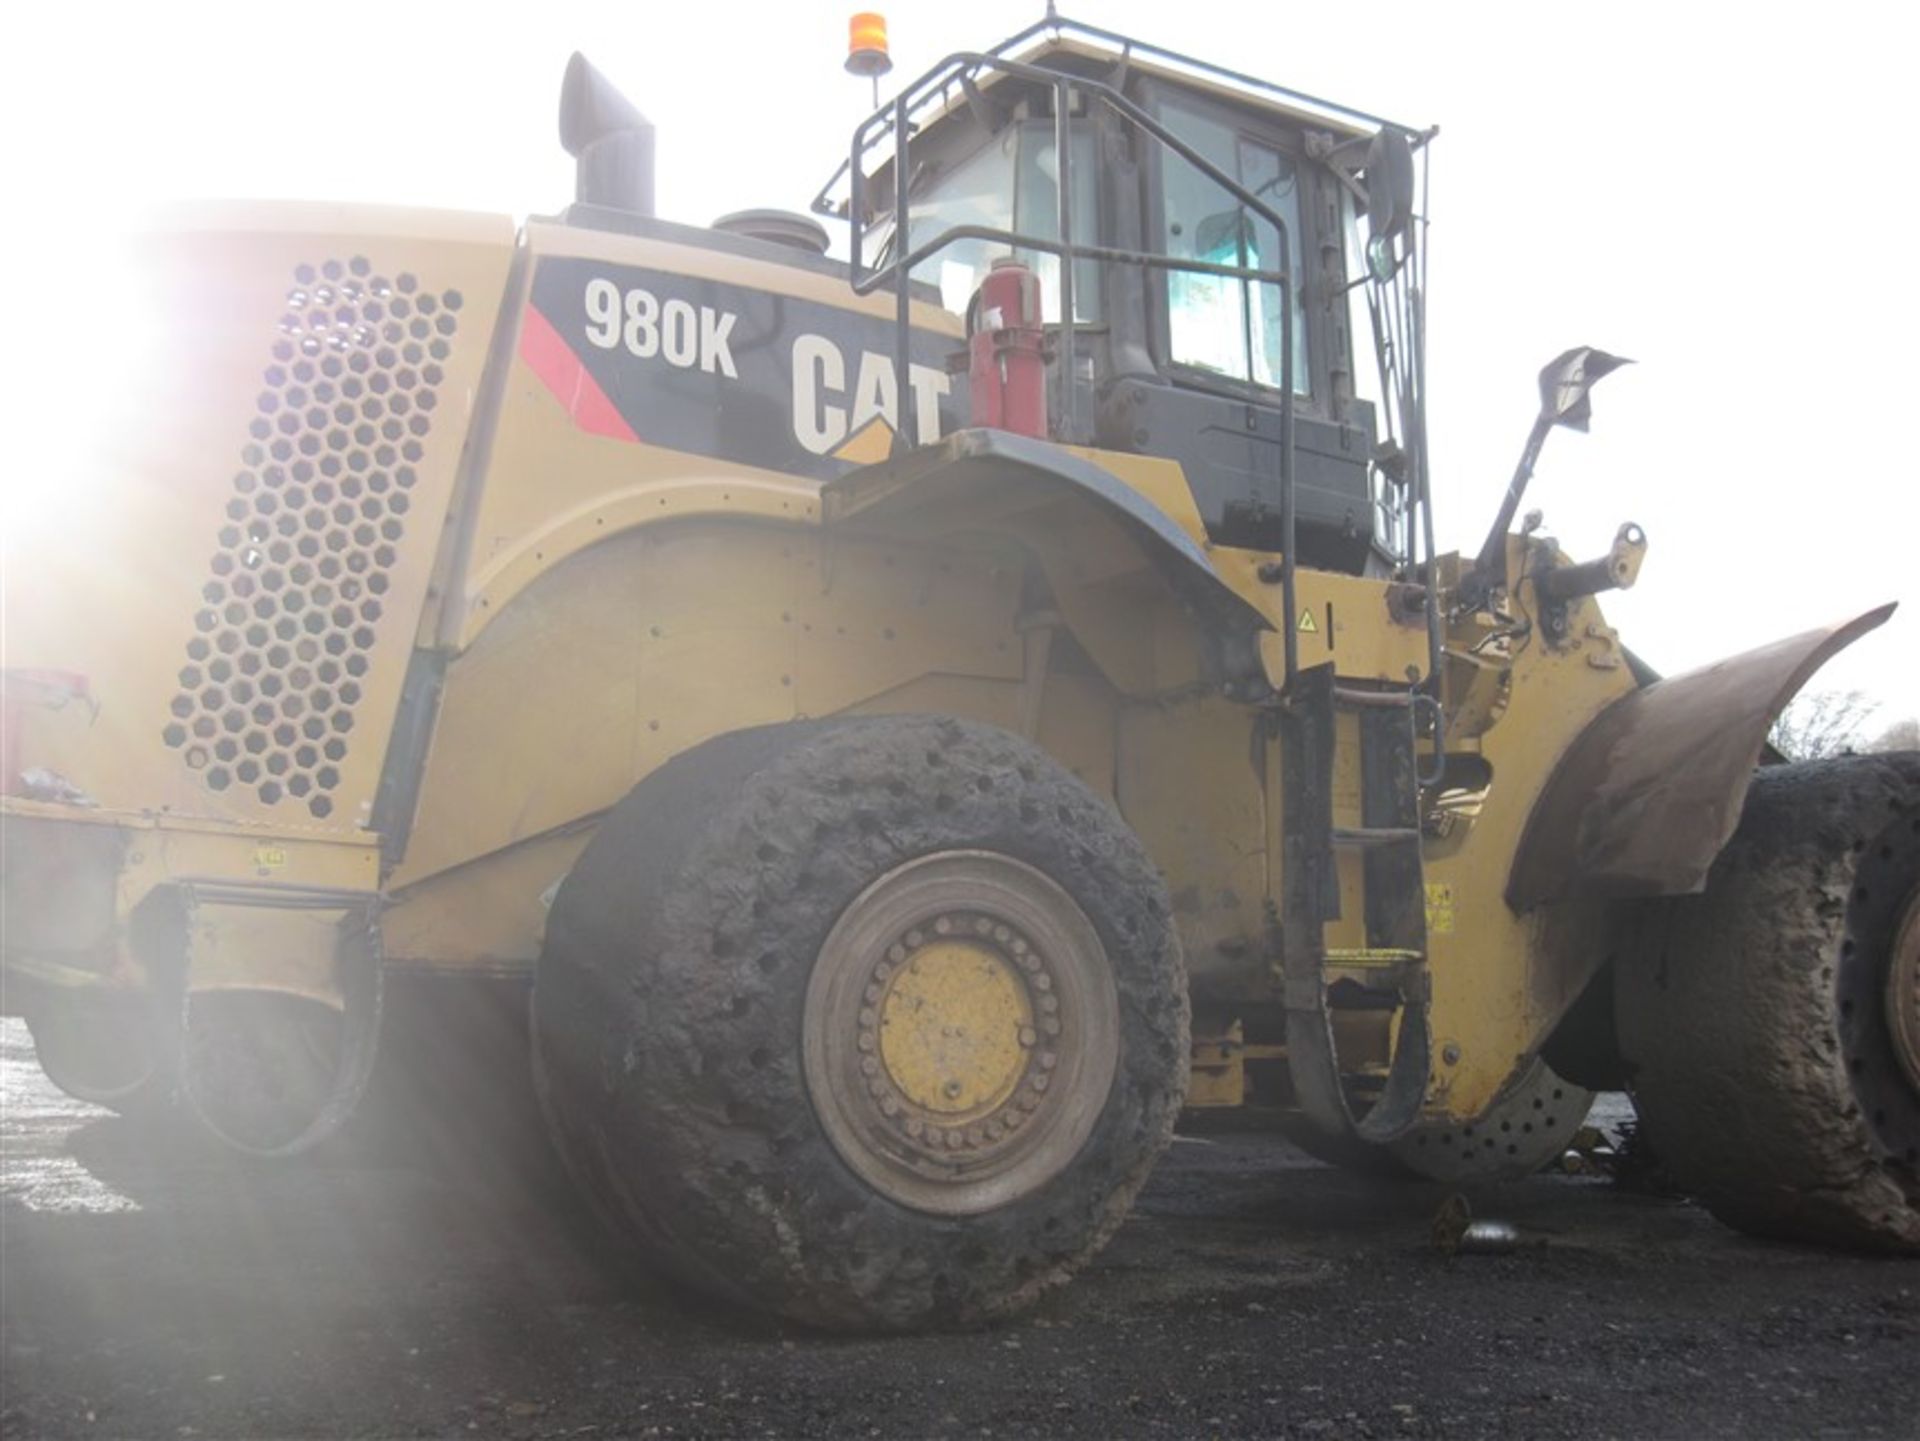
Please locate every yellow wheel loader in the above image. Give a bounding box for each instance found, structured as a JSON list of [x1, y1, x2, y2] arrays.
[[4, 14, 1914, 1330]]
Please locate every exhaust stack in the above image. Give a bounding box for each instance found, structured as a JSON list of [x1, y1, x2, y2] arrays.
[[560, 53, 655, 217]]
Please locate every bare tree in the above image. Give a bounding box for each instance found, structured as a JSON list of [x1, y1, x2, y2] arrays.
[[1868, 716, 1920, 753], [1769, 688, 1880, 761]]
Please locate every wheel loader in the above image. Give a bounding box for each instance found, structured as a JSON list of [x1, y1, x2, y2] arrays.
[[3, 13, 1914, 1331]]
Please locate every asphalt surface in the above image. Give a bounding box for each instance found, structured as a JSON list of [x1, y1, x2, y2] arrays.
[[3, 1016, 1916, 1440]]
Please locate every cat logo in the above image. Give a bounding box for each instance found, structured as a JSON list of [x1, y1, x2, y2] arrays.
[[790, 334, 952, 459]]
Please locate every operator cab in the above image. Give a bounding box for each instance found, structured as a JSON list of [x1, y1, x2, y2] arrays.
[[816, 19, 1428, 578]]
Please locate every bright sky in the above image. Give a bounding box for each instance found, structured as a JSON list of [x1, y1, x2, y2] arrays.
[[4, 1, 1916, 730]]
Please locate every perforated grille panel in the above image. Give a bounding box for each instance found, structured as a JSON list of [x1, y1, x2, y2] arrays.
[[163, 257, 463, 819]]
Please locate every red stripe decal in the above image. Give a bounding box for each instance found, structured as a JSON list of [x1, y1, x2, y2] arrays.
[[518, 304, 639, 443]]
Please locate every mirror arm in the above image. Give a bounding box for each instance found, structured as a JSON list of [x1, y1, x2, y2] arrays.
[[1461, 414, 1554, 609], [1307, 131, 1374, 209], [1460, 346, 1632, 611], [958, 71, 1008, 135]]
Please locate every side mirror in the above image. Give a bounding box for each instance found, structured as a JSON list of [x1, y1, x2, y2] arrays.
[[1537, 345, 1633, 432], [1363, 128, 1416, 279]]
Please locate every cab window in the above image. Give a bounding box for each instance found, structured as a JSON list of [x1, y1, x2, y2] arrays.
[[903, 122, 1100, 323], [1159, 98, 1307, 393]]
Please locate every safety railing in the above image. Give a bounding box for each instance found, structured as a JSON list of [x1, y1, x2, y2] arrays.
[[817, 47, 1314, 686]]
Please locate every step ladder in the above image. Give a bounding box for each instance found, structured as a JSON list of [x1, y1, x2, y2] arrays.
[[1276, 662, 1433, 1143]]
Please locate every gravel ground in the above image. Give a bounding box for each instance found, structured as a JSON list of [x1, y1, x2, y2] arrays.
[[3, 1017, 1915, 1439]]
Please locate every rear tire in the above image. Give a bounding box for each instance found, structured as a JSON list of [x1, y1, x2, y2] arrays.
[[1616, 753, 1920, 1251], [532, 715, 1189, 1330]]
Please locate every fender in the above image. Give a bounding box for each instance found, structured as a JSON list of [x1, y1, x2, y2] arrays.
[[1508, 602, 1896, 909], [821, 428, 1272, 647]]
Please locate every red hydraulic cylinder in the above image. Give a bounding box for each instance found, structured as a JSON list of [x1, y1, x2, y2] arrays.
[[966, 256, 1049, 439]]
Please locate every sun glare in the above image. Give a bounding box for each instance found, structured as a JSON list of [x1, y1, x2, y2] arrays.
[[0, 229, 169, 574]]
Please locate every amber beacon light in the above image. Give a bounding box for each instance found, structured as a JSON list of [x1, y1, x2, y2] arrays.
[[846, 12, 892, 78]]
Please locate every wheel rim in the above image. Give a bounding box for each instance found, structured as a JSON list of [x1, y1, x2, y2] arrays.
[[1889, 889, 1920, 1096], [803, 850, 1119, 1216]]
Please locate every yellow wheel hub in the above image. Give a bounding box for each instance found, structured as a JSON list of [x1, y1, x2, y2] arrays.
[[804, 851, 1118, 1216], [878, 939, 1034, 1115]]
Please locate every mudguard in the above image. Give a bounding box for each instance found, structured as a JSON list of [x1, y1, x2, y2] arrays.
[[1508, 603, 1896, 909], [820, 429, 1272, 642]]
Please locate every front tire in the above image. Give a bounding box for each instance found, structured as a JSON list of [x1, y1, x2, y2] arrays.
[[532, 716, 1189, 1330], [1616, 753, 1920, 1251]]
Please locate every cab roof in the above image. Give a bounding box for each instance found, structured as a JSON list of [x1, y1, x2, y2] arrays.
[[811, 13, 1421, 222], [984, 17, 1410, 143]]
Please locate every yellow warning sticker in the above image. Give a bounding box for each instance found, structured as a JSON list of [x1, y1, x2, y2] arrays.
[[253, 845, 288, 870], [1425, 882, 1454, 935], [1296, 608, 1318, 633]]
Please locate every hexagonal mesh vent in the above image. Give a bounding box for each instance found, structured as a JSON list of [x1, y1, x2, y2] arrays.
[[163, 257, 462, 819]]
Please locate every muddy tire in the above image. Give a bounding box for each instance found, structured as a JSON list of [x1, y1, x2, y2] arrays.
[[1616, 753, 1920, 1251], [532, 716, 1189, 1331]]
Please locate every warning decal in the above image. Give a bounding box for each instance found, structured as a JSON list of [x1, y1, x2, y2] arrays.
[[525, 255, 963, 481]]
